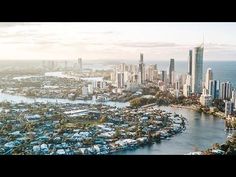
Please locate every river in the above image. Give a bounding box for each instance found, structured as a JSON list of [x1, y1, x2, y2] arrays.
[[0, 92, 230, 154], [0, 92, 129, 108], [114, 106, 230, 155]]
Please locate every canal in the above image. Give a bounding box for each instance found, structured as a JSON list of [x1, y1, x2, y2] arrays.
[[115, 106, 229, 154]]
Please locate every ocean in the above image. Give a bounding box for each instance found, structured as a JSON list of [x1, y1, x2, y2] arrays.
[[0, 60, 236, 87], [145, 60, 236, 87]]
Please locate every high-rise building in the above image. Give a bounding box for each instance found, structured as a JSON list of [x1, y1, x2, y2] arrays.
[[175, 81, 180, 90], [169, 58, 175, 85], [154, 64, 158, 70], [225, 100, 234, 117], [205, 68, 213, 91], [200, 88, 212, 107], [220, 81, 232, 100], [78, 58, 82, 72], [88, 84, 94, 95], [161, 70, 167, 84], [153, 70, 159, 81], [116, 72, 125, 88], [209, 80, 220, 99], [183, 84, 191, 97], [191, 45, 204, 94], [231, 89, 236, 109], [138, 53, 145, 84], [188, 50, 192, 76], [185, 74, 192, 86], [120, 63, 126, 72], [171, 71, 176, 87], [146, 65, 155, 82], [124, 71, 130, 84], [210, 80, 220, 99]]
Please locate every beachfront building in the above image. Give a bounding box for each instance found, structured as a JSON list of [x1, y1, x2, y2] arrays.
[[205, 68, 213, 92], [169, 58, 175, 86], [220, 81, 232, 100], [231, 89, 236, 109], [191, 45, 204, 94], [209, 80, 220, 99], [200, 88, 212, 107]]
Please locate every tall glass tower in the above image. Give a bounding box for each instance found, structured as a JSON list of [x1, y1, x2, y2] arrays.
[[191, 45, 204, 94], [188, 50, 192, 75], [169, 58, 175, 85]]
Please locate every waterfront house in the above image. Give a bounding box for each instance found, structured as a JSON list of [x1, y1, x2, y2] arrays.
[[25, 114, 41, 122]]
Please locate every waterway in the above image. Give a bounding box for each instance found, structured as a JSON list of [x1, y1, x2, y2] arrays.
[[0, 92, 129, 108], [115, 106, 230, 154], [0, 92, 230, 154]]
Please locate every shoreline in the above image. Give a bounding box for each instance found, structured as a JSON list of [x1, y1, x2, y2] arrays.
[[169, 104, 227, 120]]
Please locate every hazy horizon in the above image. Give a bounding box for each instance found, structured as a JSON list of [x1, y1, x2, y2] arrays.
[[1, 22, 236, 61]]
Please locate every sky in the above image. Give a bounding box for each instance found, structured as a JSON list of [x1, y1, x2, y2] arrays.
[[1, 22, 236, 61]]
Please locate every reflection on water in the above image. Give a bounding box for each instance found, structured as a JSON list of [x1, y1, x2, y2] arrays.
[[115, 106, 228, 155]]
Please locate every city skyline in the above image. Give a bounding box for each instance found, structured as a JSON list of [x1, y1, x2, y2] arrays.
[[1, 23, 236, 61]]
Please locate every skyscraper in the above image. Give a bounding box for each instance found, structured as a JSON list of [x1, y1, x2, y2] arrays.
[[188, 50, 192, 75], [161, 70, 167, 84], [191, 45, 204, 94], [138, 53, 145, 84], [231, 89, 236, 109], [220, 81, 232, 100], [205, 68, 213, 91], [209, 80, 220, 99], [183, 84, 191, 97], [169, 58, 175, 85], [200, 88, 212, 107], [116, 72, 125, 88]]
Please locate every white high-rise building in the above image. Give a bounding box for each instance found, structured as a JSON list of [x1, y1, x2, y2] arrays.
[[220, 81, 232, 100], [200, 88, 212, 107], [120, 63, 126, 72], [183, 84, 191, 97], [205, 68, 213, 91], [185, 74, 192, 86], [231, 89, 236, 109], [191, 45, 204, 94], [88, 84, 94, 95], [146, 65, 156, 82], [183, 74, 192, 97], [124, 71, 130, 84], [171, 71, 176, 87]]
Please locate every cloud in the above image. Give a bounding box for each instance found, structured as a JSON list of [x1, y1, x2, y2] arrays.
[[205, 42, 236, 50], [115, 41, 178, 48]]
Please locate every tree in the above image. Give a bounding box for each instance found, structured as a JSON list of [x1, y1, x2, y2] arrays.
[[130, 97, 142, 108], [99, 116, 107, 123], [114, 129, 121, 138]]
